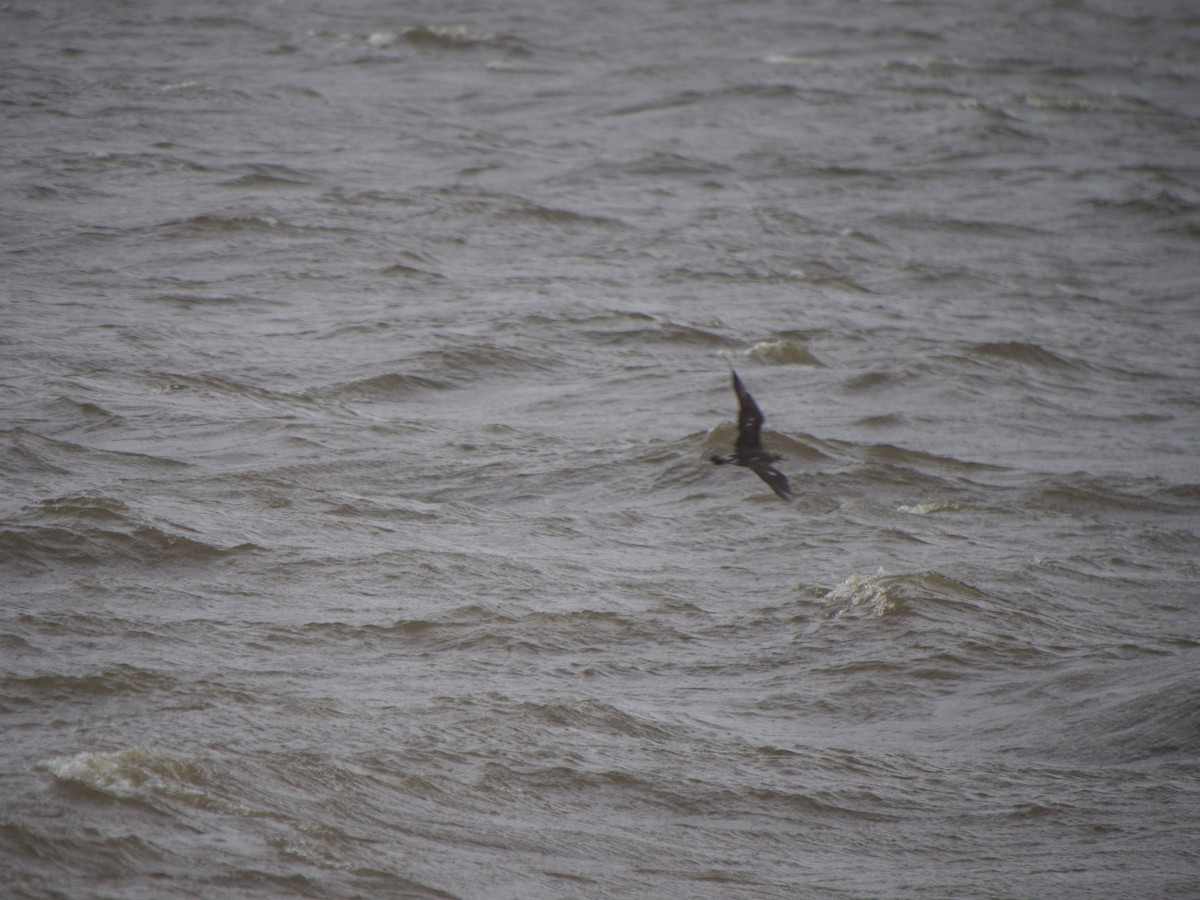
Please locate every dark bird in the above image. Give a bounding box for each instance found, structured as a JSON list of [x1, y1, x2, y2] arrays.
[[711, 370, 793, 501]]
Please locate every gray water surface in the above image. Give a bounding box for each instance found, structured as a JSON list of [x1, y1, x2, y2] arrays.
[[3, 1, 1199, 897]]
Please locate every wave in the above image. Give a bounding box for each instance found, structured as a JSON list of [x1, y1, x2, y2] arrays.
[[5, 666, 184, 710], [141, 371, 307, 406], [0, 523, 257, 570], [216, 163, 316, 189], [245, 603, 689, 663], [41, 396, 128, 433], [1081, 659, 1200, 763], [140, 291, 286, 310], [661, 263, 821, 285], [1, 491, 262, 571], [874, 211, 1048, 239], [158, 211, 293, 236], [967, 341, 1083, 370], [510, 697, 683, 741], [557, 151, 732, 183], [1089, 190, 1198, 218], [415, 340, 569, 383], [1022, 90, 1170, 114], [312, 343, 564, 401], [39, 747, 221, 811], [897, 498, 965, 515], [605, 83, 804, 119], [858, 441, 1008, 474], [842, 369, 911, 393], [472, 749, 900, 826], [745, 338, 826, 367], [360, 24, 529, 54], [1022, 472, 1188, 517], [1158, 482, 1200, 502], [948, 649, 1200, 765], [819, 570, 942, 619], [814, 570, 1049, 660], [0, 808, 169, 882], [379, 260, 448, 280], [310, 371, 451, 401], [1, 428, 188, 480], [854, 413, 909, 428], [424, 187, 628, 231], [578, 311, 739, 349]]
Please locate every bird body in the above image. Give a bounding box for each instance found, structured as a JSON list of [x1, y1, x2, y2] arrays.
[[711, 370, 793, 501]]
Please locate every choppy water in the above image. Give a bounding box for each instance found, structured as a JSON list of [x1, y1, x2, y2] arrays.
[[3, 0, 1200, 897]]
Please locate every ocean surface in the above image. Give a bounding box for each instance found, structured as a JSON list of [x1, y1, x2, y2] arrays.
[[3, 0, 1199, 897]]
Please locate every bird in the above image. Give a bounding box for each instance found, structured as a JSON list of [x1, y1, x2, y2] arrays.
[[711, 369, 793, 501]]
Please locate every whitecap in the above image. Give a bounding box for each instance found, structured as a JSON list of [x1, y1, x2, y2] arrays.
[[40, 748, 204, 803], [822, 571, 900, 617], [747, 339, 825, 367], [899, 498, 963, 515]]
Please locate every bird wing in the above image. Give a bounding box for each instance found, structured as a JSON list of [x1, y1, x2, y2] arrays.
[[750, 462, 793, 502], [731, 371, 765, 456]]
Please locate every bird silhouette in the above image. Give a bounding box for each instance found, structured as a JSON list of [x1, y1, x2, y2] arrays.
[[711, 370, 793, 501]]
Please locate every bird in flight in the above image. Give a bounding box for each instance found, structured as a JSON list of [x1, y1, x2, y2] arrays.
[[711, 370, 793, 501]]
